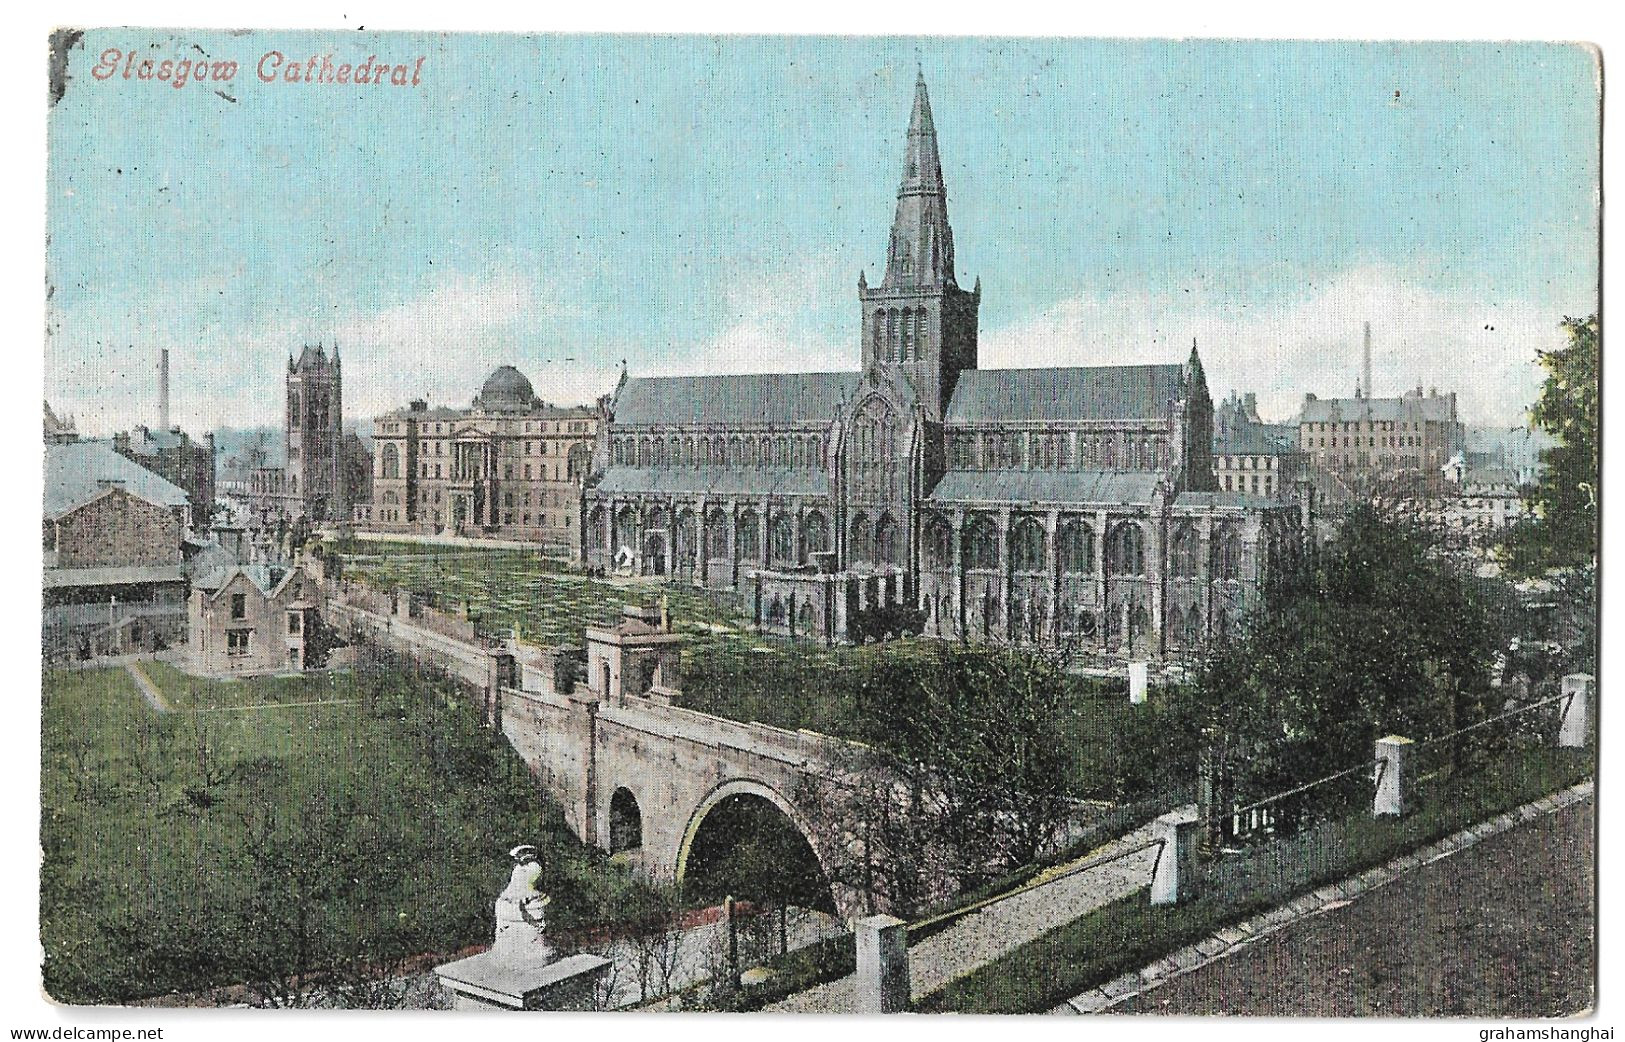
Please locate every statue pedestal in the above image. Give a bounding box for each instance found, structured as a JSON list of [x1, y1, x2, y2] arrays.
[[434, 951, 612, 1011]]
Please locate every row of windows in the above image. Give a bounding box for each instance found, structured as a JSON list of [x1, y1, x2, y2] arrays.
[[1219, 455, 1279, 470], [1304, 420, 1430, 433], [948, 431, 1170, 471], [1308, 435, 1423, 449], [612, 433, 827, 469], [378, 442, 590, 480], [922, 516, 1246, 580], [1222, 473, 1275, 493], [870, 306, 929, 363], [591, 503, 1258, 581], [378, 419, 593, 436]]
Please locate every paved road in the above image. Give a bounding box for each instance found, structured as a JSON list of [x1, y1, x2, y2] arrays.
[[768, 822, 1161, 1012], [1113, 801, 1594, 1017]]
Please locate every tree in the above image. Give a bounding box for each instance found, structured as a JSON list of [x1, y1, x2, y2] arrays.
[[1155, 505, 1509, 824], [800, 643, 1080, 916], [1502, 314, 1599, 574]]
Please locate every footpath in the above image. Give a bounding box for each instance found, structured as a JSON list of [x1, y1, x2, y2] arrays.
[[767, 821, 1162, 1013]]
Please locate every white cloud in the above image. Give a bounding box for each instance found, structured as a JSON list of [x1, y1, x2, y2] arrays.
[[980, 265, 1582, 428]]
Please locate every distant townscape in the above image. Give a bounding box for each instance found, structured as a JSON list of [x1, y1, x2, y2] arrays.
[[41, 54, 1594, 1019], [44, 75, 1549, 667]]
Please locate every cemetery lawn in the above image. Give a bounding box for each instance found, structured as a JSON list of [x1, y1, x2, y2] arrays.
[[39, 661, 636, 1004], [337, 544, 1136, 797]]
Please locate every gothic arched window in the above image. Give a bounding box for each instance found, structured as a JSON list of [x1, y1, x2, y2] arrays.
[[380, 443, 400, 480], [874, 513, 897, 565], [736, 510, 761, 562], [802, 510, 829, 556], [964, 515, 999, 570], [1212, 523, 1243, 580], [922, 514, 952, 570], [769, 512, 795, 564], [850, 512, 873, 564], [1010, 516, 1045, 572], [1057, 518, 1094, 574], [1169, 523, 1199, 578], [704, 507, 729, 560], [1107, 522, 1146, 576]]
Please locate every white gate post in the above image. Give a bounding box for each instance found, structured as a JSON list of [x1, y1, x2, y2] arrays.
[[1150, 807, 1200, 905], [1559, 674, 1593, 748], [1128, 661, 1149, 704], [1374, 735, 1412, 817], [855, 914, 910, 1013]]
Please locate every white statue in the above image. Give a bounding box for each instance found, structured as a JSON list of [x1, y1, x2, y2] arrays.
[[493, 844, 556, 962]]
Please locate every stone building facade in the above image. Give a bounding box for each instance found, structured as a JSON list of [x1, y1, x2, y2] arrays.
[[43, 437, 192, 661], [581, 75, 1304, 657], [359, 366, 597, 553], [188, 560, 324, 676], [113, 425, 217, 530], [247, 344, 351, 525], [1298, 387, 1463, 490], [1213, 392, 1305, 499]]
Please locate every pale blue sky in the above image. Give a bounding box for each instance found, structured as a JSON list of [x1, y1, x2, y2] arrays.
[[46, 32, 1599, 433]]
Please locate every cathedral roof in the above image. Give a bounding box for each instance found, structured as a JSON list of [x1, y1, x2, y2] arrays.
[[612, 372, 861, 427], [944, 365, 1185, 424], [926, 468, 1163, 507], [593, 465, 831, 499]]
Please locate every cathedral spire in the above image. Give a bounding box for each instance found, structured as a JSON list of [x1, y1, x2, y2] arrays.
[[882, 71, 955, 289]]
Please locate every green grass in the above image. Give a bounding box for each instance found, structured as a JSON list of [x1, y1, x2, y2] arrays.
[[39, 659, 651, 1004], [338, 544, 1143, 797], [915, 743, 1593, 1013]]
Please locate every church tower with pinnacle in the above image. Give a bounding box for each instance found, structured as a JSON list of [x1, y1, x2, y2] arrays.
[[860, 71, 980, 421]]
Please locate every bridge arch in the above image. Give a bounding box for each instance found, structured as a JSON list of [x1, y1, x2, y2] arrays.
[[672, 777, 859, 916], [609, 786, 643, 854]]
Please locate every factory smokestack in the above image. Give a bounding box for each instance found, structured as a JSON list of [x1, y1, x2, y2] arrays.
[[159, 348, 171, 430], [1362, 322, 1373, 400]]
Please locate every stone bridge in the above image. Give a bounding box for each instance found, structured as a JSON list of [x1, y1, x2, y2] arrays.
[[328, 589, 871, 918]]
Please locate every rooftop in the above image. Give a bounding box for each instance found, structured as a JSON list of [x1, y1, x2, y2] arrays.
[[944, 365, 1185, 424], [44, 440, 190, 518]]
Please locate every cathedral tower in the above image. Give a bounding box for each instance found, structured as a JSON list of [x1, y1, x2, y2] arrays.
[[860, 72, 980, 421], [286, 343, 345, 521]]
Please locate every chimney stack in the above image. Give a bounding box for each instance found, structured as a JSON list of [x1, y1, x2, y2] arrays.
[[159, 348, 171, 430], [1362, 322, 1373, 401]]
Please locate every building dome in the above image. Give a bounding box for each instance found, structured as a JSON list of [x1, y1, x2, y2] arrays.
[[474, 365, 539, 413]]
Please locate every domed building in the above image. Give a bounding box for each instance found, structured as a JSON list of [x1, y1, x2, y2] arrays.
[[359, 365, 599, 552]]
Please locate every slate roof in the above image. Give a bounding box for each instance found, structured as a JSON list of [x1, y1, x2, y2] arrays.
[[593, 466, 832, 499], [944, 365, 1184, 424], [44, 440, 190, 518], [613, 373, 862, 427], [1173, 490, 1291, 511], [1215, 423, 1296, 456], [1300, 394, 1456, 424], [926, 469, 1163, 507], [42, 563, 186, 589]]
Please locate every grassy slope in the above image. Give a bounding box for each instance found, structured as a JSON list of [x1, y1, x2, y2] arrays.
[[39, 662, 632, 1003], [916, 745, 1594, 1014]]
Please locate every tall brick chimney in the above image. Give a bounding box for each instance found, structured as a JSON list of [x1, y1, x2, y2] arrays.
[[159, 348, 171, 430]]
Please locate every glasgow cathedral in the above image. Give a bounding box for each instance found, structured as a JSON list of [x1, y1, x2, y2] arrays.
[[582, 74, 1306, 658]]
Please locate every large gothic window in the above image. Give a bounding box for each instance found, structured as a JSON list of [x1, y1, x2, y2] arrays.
[[850, 512, 873, 564], [1212, 523, 1243, 580], [1169, 523, 1199, 577], [1057, 519, 1094, 574], [922, 514, 952, 570], [769, 512, 795, 565], [675, 509, 696, 565], [1010, 516, 1045, 572], [802, 510, 829, 556], [587, 506, 607, 549], [736, 510, 762, 562], [874, 513, 897, 565], [380, 443, 400, 479], [1107, 522, 1146, 576], [849, 397, 898, 501], [964, 515, 999, 570], [704, 507, 729, 560]]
